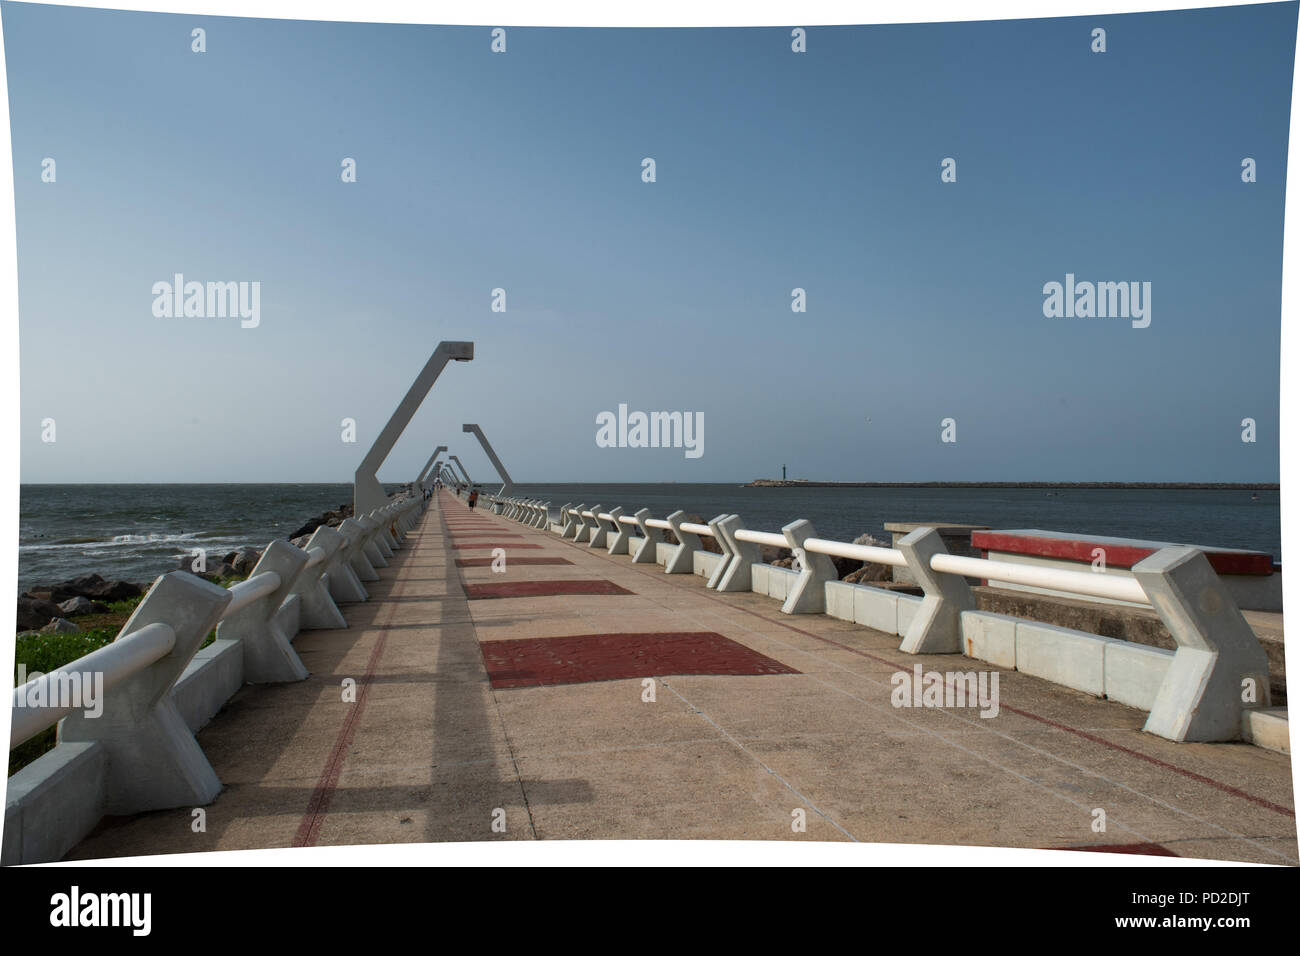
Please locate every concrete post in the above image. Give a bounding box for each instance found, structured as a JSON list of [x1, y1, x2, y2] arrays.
[[664, 511, 701, 574], [705, 513, 733, 589], [578, 505, 603, 545], [325, 522, 369, 603], [780, 519, 837, 613], [537, 501, 552, 529], [589, 508, 612, 549], [58, 572, 232, 813], [357, 515, 390, 567], [606, 507, 631, 554], [1133, 546, 1272, 742], [293, 526, 350, 628], [354, 341, 473, 516], [562, 504, 585, 539], [339, 518, 380, 583], [897, 527, 974, 654], [632, 508, 663, 564], [216, 540, 311, 683], [715, 515, 759, 592]]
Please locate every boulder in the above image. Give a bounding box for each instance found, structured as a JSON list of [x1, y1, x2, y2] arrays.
[[842, 563, 892, 584], [47, 573, 107, 602], [83, 579, 143, 602], [200, 561, 238, 582], [40, 617, 80, 634], [231, 547, 261, 576], [16, 596, 61, 632], [57, 595, 110, 616]]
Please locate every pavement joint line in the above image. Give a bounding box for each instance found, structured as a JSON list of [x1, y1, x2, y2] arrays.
[[448, 495, 1295, 857], [441, 502, 539, 840], [289, 517, 431, 847], [668, 598, 1298, 864], [656, 678, 859, 842], [648, 602, 1169, 855], [536, 518, 1296, 825]]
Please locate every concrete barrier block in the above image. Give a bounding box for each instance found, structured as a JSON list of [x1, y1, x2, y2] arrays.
[[960, 610, 1019, 669], [896, 594, 922, 636], [853, 585, 899, 633], [2, 741, 107, 865], [1015, 621, 1107, 697], [171, 639, 244, 733], [825, 581, 856, 621], [694, 551, 723, 578], [751, 564, 771, 594], [1242, 708, 1289, 754], [1103, 640, 1175, 711], [767, 565, 796, 601]]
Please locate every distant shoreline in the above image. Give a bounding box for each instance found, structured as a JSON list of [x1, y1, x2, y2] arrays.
[[743, 480, 1280, 490]]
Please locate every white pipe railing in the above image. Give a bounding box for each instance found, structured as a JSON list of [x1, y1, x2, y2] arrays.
[[929, 553, 1149, 605], [734, 528, 787, 549], [222, 569, 283, 617], [10, 621, 177, 748]]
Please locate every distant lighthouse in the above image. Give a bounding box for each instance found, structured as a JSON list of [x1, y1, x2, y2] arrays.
[[782, 464, 787, 480]]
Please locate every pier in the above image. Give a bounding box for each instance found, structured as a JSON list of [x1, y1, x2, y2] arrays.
[[4, 342, 1294, 864]]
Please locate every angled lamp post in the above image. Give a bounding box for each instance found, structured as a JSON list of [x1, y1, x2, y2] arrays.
[[417, 445, 448, 488], [354, 341, 473, 516], [449, 455, 472, 487], [462, 423, 514, 498]]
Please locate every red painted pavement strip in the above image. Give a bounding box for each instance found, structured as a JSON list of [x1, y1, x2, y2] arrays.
[[1051, 842, 1179, 856], [456, 556, 573, 567], [292, 570, 400, 847], [480, 631, 801, 688], [550, 534, 1297, 819], [465, 579, 632, 599], [453, 533, 523, 538], [453, 542, 544, 550]]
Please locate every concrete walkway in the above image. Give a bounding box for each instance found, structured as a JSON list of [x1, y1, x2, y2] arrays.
[[68, 491, 1297, 861]]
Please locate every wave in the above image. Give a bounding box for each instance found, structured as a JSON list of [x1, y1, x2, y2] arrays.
[[21, 531, 204, 551]]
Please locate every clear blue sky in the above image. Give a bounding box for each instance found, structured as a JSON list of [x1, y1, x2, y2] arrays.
[[3, 2, 1294, 483]]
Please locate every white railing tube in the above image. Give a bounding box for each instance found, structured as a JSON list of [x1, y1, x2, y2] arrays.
[[802, 537, 907, 567], [679, 522, 713, 537], [928, 553, 1149, 605], [222, 570, 283, 618], [10, 621, 177, 748], [733, 528, 787, 549]]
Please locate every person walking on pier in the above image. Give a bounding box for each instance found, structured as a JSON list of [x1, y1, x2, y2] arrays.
[[468, 488, 479, 510]]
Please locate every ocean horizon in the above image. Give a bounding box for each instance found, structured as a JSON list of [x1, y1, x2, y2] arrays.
[[17, 482, 1283, 591]]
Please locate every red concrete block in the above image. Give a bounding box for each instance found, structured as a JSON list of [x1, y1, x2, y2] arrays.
[[456, 556, 574, 567], [480, 631, 801, 688], [452, 542, 544, 550], [464, 579, 631, 599], [1052, 843, 1178, 856]]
